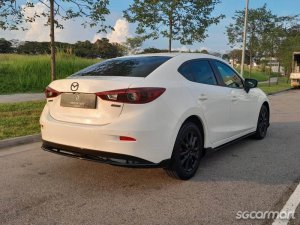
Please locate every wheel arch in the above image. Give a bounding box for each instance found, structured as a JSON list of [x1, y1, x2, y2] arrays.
[[262, 101, 270, 125], [183, 115, 205, 142], [174, 115, 208, 157], [171, 115, 208, 168], [262, 101, 270, 113]]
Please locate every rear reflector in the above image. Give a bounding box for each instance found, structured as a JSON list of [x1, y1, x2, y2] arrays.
[[45, 86, 61, 98], [119, 136, 136, 141], [96, 87, 166, 104]]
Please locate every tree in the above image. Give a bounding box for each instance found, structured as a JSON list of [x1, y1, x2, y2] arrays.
[[210, 52, 222, 58], [228, 49, 250, 67], [0, 0, 111, 81], [94, 38, 126, 58], [227, 4, 275, 75], [277, 27, 300, 77], [110, 42, 127, 58], [142, 47, 168, 54], [124, 36, 144, 54], [222, 54, 230, 61], [200, 49, 209, 54], [227, 4, 299, 77], [17, 41, 60, 54], [124, 0, 224, 52], [74, 40, 96, 58], [0, 38, 13, 53]]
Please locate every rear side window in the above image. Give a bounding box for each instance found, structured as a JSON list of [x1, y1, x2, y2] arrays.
[[71, 56, 171, 77], [178, 60, 217, 85]]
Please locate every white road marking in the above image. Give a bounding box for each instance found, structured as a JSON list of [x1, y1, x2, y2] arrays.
[[272, 182, 300, 225]]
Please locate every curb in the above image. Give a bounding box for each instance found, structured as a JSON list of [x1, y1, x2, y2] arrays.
[[0, 134, 41, 149], [267, 88, 292, 96]]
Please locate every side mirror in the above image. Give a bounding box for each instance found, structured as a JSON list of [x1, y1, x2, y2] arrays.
[[244, 78, 258, 93]]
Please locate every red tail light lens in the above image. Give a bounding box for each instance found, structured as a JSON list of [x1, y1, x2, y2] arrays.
[[45, 86, 61, 98], [96, 87, 166, 104], [119, 136, 136, 141]]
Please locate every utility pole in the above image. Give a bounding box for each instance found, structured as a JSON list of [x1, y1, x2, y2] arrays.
[[241, 0, 249, 77], [50, 0, 56, 81]]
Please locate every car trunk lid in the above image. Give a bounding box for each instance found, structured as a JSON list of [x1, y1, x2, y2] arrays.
[[47, 76, 143, 125]]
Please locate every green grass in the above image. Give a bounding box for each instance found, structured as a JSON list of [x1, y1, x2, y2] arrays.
[[243, 70, 278, 82], [235, 67, 279, 82], [0, 53, 100, 94], [1, 53, 285, 94], [0, 100, 45, 140], [258, 77, 291, 94]]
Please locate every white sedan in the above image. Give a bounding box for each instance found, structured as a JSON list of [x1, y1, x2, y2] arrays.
[[40, 53, 270, 180]]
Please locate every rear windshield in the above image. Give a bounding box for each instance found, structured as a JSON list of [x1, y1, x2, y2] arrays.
[[71, 56, 172, 77]]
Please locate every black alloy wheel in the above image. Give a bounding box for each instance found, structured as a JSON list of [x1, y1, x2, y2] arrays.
[[254, 105, 269, 139], [165, 122, 203, 180]]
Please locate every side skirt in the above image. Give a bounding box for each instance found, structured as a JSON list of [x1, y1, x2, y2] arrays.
[[205, 132, 256, 152]]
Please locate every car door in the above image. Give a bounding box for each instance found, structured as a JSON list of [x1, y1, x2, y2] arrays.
[[212, 60, 259, 138], [178, 59, 232, 145]]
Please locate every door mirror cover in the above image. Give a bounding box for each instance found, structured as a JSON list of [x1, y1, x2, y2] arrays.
[[244, 78, 258, 93]]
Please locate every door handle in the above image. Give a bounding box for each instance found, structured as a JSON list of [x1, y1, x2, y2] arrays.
[[198, 94, 208, 101], [231, 95, 238, 102]]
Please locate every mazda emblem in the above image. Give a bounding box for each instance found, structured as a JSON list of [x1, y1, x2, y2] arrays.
[[70, 82, 79, 91]]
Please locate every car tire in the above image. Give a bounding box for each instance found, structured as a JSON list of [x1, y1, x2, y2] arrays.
[[165, 122, 204, 180], [254, 105, 269, 140]]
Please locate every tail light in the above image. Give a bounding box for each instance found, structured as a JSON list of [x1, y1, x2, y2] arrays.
[[96, 87, 166, 104], [119, 136, 136, 141], [45, 86, 61, 98]]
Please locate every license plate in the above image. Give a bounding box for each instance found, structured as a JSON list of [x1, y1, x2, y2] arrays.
[[60, 93, 96, 109]]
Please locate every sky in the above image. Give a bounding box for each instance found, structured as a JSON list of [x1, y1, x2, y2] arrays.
[[0, 0, 299, 53]]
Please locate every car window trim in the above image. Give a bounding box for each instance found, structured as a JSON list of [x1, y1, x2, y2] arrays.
[[210, 59, 244, 89], [177, 58, 222, 86], [207, 60, 224, 86]]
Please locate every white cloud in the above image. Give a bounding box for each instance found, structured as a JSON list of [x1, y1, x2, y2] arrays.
[[0, 2, 88, 43], [0, 2, 50, 41], [92, 19, 129, 43], [0, 2, 129, 44], [23, 3, 49, 41], [91, 33, 105, 43], [22, 3, 95, 43]]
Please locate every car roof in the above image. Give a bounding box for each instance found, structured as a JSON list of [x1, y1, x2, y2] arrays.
[[117, 52, 226, 62]]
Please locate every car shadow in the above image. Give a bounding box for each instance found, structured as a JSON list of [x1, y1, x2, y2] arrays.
[[46, 120, 300, 192], [193, 121, 300, 184]]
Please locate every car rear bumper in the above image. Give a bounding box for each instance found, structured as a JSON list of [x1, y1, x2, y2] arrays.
[[42, 141, 170, 168], [40, 105, 174, 164]]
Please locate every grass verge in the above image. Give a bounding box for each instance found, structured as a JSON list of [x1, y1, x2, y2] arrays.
[[0, 100, 45, 140], [235, 67, 279, 82], [258, 77, 291, 95], [0, 53, 100, 94], [243, 71, 278, 82]]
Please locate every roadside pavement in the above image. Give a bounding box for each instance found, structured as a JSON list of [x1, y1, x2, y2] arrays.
[[0, 93, 44, 103], [259, 77, 278, 84]]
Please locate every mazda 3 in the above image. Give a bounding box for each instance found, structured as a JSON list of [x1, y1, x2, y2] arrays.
[[40, 53, 270, 180]]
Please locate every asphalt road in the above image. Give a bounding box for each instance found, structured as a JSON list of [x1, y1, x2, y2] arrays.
[[1, 89, 300, 225]]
